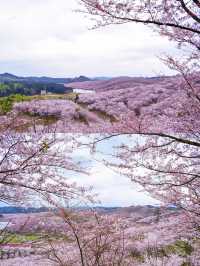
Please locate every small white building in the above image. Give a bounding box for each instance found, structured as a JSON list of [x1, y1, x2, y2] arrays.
[[41, 89, 47, 95]]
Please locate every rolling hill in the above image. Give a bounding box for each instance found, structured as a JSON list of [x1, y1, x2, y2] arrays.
[[0, 73, 91, 84]]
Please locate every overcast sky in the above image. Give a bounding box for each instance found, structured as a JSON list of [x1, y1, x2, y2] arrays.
[[67, 135, 159, 207], [0, 0, 179, 77]]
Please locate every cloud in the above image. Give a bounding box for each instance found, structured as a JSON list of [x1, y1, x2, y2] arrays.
[[66, 135, 159, 207], [68, 161, 158, 207], [0, 0, 179, 76]]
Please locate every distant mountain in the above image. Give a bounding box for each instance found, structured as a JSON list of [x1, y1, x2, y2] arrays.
[[0, 206, 49, 214], [0, 73, 19, 80], [92, 77, 111, 81], [0, 73, 91, 84]]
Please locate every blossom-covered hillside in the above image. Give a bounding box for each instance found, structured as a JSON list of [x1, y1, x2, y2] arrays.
[[0, 207, 199, 266], [9, 73, 200, 132], [76, 74, 200, 132], [67, 75, 184, 92]]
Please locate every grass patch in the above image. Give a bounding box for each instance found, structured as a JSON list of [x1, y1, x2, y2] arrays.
[[0, 97, 13, 114], [1, 232, 69, 244], [1, 233, 42, 244], [165, 240, 193, 257], [21, 93, 78, 102], [144, 240, 194, 260], [90, 109, 117, 123]]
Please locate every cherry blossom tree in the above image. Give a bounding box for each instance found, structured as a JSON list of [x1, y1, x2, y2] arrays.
[[79, 0, 200, 82], [0, 112, 92, 206], [79, 0, 200, 44], [78, 0, 200, 232], [46, 209, 129, 266]]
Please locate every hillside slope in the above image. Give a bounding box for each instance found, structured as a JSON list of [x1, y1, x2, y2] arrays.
[[67, 75, 181, 91]]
